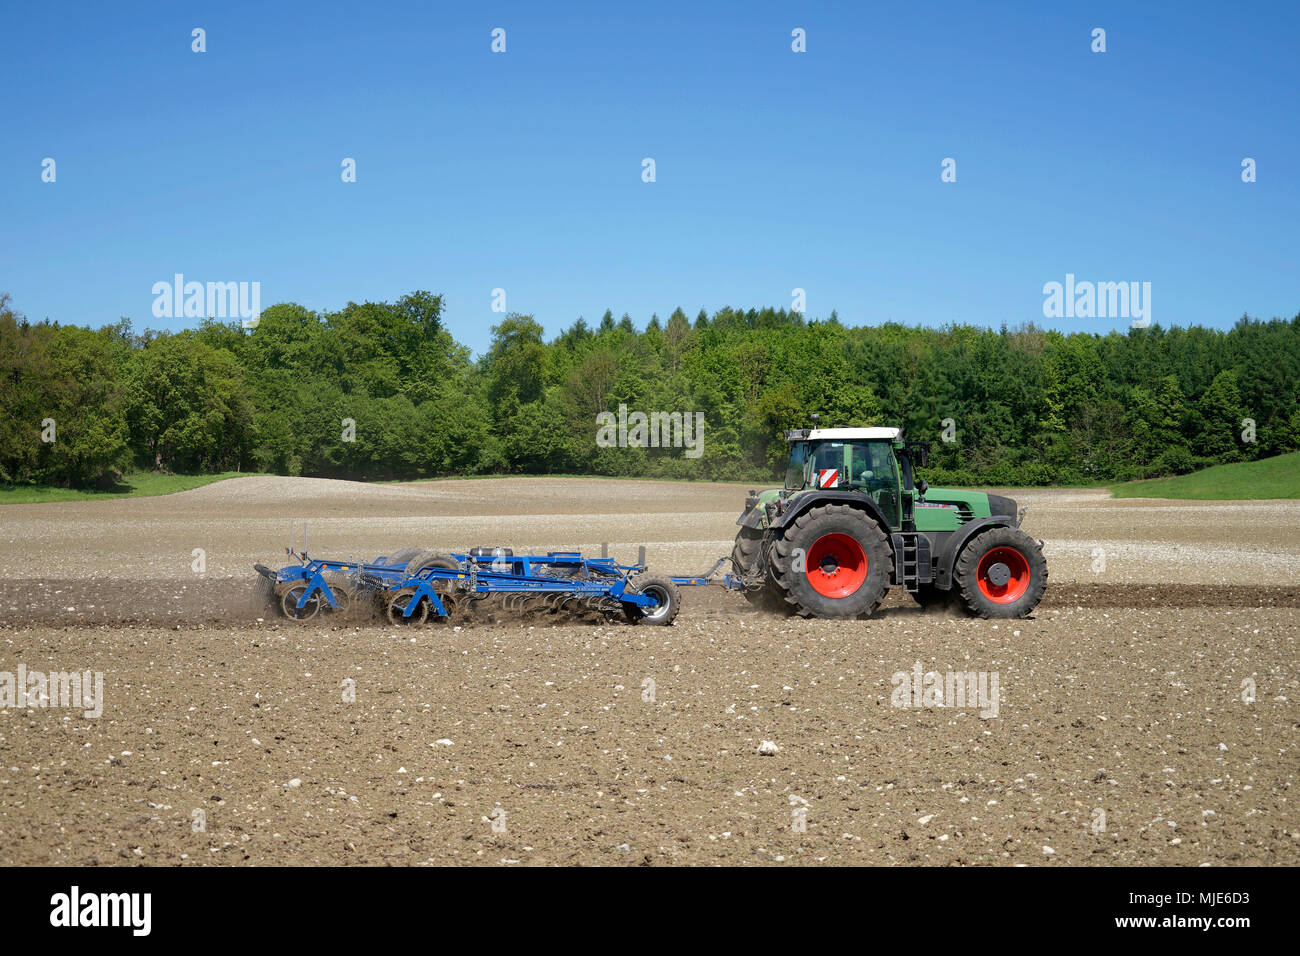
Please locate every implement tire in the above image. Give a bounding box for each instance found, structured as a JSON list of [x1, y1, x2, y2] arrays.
[[623, 574, 681, 626], [280, 583, 321, 621], [403, 551, 459, 575], [381, 547, 425, 568]]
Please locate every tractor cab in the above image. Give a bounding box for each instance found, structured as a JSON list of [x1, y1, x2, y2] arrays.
[[782, 427, 906, 528]]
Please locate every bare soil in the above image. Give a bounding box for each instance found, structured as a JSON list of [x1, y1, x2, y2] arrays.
[[0, 477, 1296, 865]]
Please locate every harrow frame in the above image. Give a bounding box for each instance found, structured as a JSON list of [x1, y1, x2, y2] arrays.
[[255, 547, 734, 623]]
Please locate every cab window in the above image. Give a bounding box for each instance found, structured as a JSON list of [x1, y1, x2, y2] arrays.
[[784, 443, 809, 490], [812, 443, 843, 474], [866, 442, 900, 526]]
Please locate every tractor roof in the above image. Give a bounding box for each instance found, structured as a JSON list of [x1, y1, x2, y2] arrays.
[[784, 427, 902, 442]]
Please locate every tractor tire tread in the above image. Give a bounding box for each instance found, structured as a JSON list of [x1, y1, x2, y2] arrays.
[[954, 526, 1048, 619], [769, 503, 891, 619]]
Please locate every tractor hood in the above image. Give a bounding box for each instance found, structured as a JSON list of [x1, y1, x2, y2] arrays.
[[919, 488, 1018, 519]]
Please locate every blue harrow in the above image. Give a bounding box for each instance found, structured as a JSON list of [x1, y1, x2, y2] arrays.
[[255, 545, 734, 626]]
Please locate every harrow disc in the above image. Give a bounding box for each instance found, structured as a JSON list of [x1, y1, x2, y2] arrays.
[[281, 584, 322, 621], [324, 586, 352, 617], [386, 589, 428, 626], [438, 591, 460, 619]]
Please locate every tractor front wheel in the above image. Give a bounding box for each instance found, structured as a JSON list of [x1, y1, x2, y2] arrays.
[[954, 527, 1048, 619], [769, 504, 891, 618]]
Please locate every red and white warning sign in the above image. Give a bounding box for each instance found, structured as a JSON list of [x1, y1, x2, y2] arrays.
[[817, 468, 839, 489]]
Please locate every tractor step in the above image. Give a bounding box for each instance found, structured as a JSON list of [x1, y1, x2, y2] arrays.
[[892, 532, 931, 593]]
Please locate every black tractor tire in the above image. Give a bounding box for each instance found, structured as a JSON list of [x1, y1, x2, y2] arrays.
[[769, 504, 891, 618], [731, 525, 762, 575], [954, 526, 1048, 619], [731, 526, 784, 610], [622, 574, 681, 625]]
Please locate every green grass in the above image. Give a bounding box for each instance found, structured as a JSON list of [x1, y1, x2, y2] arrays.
[[0, 471, 251, 505], [1111, 452, 1300, 500]]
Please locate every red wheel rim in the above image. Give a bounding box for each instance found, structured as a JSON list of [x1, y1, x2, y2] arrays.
[[976, 546, 1031, 604], [805, 533, 868, 599]]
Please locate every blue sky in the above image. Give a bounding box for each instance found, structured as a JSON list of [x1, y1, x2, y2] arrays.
[[2, 0, 1297, 354]]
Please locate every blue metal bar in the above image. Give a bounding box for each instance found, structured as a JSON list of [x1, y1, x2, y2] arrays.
[[262, 547, 732, 620]]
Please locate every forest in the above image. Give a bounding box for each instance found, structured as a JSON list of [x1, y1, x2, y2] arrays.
[[2, 289, 1298, 488]]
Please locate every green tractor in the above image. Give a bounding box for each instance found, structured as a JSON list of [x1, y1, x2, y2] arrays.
[[731, 423, 1047, 619]]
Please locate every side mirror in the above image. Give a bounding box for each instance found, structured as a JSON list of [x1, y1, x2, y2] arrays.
[[917, 479, 929, 496]]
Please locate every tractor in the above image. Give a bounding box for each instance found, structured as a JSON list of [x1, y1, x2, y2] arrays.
[[731, 422, 1047, 618]]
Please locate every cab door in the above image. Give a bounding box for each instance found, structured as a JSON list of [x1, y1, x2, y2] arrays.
[[863, 441, 901, 529]]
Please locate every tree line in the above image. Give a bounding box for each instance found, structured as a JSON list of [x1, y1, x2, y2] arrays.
[[2, 289, 1297, 488]]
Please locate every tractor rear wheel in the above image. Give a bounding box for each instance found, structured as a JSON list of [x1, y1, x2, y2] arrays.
[[731, 526, 783, 610], [954, 526, 1048, 619], [770, 504, 891, 618], [731, 526, 762, 577]]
